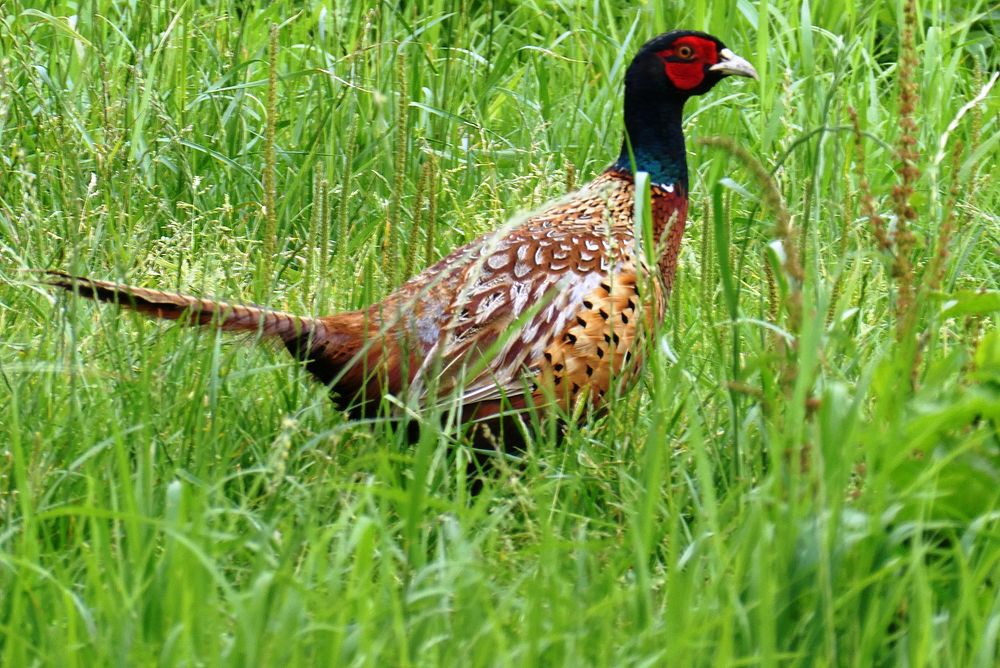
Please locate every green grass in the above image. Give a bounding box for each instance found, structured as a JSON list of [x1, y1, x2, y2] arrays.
[[2, 0, 999, 665]]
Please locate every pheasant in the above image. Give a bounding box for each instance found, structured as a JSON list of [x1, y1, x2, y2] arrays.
[[48, 31, 757, 448]]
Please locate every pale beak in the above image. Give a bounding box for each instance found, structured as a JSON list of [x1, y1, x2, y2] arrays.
[[710, 48, 759, 80]]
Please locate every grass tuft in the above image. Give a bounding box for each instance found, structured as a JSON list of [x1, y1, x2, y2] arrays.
[[1, 1, 998, 665]]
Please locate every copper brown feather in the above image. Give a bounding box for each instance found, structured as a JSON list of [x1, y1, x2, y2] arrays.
[[46, 31, 757, 448]]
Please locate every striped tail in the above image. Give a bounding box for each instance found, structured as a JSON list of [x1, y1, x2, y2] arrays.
[[46, 272, 320, 342]]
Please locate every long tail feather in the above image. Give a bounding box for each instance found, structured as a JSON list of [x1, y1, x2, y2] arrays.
[[46, 271, 319, 341]]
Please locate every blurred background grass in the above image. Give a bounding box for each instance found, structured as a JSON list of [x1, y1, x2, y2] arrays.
[[1, 0, 998, 665]]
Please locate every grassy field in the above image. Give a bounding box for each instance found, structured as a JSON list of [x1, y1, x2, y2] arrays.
[[1, 0, 998, 664]]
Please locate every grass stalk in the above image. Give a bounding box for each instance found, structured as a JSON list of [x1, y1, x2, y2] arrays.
[[384, 48, 409, 288], [334, 110, 360, 305], [423, 150, 438, 267], [890, 0, 920, 342], [260, 22, 279, 292]]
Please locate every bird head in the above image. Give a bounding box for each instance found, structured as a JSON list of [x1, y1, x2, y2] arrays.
[[627, 31, 758, 98]]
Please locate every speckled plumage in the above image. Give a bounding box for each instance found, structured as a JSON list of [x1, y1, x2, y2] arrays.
[[309, 169, 688, 421], [47, 30, 756, 449]]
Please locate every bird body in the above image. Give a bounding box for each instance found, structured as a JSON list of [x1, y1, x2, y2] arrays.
[[48, 31, 757, 446]]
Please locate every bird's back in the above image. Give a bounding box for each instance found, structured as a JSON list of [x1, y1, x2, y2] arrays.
[[295, 169, 686, 424]]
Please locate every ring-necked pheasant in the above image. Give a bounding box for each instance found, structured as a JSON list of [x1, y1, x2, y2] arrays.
[[48, 31, 757, 447]]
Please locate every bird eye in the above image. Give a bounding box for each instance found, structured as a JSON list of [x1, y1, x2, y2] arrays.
[[677, 45, 694, 59]]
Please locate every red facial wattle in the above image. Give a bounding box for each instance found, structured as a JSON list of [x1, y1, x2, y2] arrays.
[[657, 36, 719, 90]]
